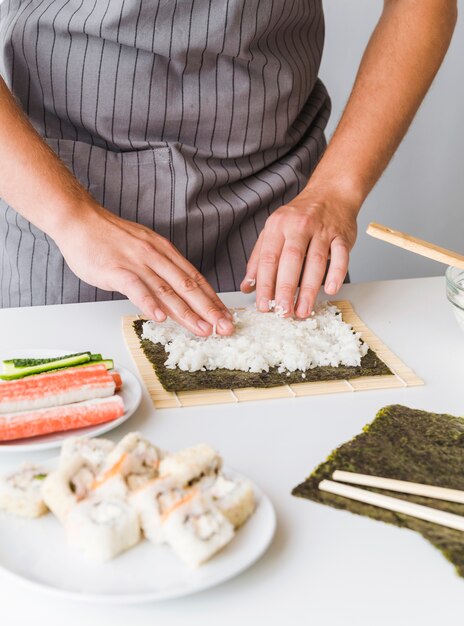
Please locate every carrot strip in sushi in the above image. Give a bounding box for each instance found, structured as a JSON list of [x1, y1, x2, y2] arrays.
[[0, 364, 115, 414], [0, 396, 125, 442]]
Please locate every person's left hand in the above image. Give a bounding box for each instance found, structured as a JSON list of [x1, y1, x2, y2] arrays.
[[240, 187, 359, 318]]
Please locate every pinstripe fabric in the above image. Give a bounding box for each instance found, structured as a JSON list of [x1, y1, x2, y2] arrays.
[[0, 0, 330, 306]]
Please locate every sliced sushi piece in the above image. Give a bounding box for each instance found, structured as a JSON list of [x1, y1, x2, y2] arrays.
[[163, 492, 234, 567], [65, 496, 141, 562], [89, 452, 129, 500], [0, 363, 116, 414], [0, 463, 48, 517], [130, 476, 189, 544], [42, 460, 96, 522], [202, 474, 255, 528], [159, 444, 222, 486], [98, 432, 165, 491], [42, 449, 127, 523], [0, 396, 125, 442], [42, 470, 82, 522], [59, 436, 115, 471]]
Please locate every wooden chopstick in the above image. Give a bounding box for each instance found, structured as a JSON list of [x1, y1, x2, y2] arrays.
[[366, 222, 464, 270], [332, 470, 464, 505], [319, 480, 464, 532]]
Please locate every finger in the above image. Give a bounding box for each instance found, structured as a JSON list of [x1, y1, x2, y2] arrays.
[[158, 240, 233, 321], [295, 235, 330, 319], [143, 274, 216, 337], [144, 263, 234, 336], [324, 237, 350, 295], [240, 232, 263, 293], [274, 235, 309, 316], [255, 232, 285, 312], [115, 270, 167, 323]]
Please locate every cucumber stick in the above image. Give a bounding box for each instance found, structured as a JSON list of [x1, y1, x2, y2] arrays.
[[2, 352, 91, 373], [2, 352, 92, 377], [12, 359, 115, 378], [68, 359, 114, 371], [0, 355, 114, 380]]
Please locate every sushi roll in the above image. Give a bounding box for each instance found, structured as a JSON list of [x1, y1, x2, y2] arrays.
[[159, 444, 222, 486], [0, 463, 48, 517], [42, 465, 88, 522], [162, 492, 234, 567], [42, 454, 126, 522], [202, 474, 255, 528], [90, 453, 129, 500], [65, 495, 141, 561], [59, 436, 114, 471], [129, 476, 190, 544], [100, 432, 165, 491]]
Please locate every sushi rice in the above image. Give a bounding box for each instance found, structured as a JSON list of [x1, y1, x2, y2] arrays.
[[162, 492, 235, 568], [65, 495, 141, 562], [158, 443, 222, 486], [141, 302, 368, 374], [130, 476, 189, 544], [0, 463, 48, 517]]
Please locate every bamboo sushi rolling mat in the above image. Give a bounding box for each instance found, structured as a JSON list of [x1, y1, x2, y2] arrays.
[[122, 301, 424, 409]]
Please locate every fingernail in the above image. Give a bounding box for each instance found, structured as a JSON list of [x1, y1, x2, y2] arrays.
[[326, 281, 338, 294], [197, 320, 211, 333], [296, 303, 308, 318], [217, 318, 234, 333], [258, 297, 270, 312], [276, 301, 290, 316], [153, 309, 166, 322]]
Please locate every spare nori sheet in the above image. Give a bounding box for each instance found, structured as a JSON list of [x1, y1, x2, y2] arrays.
[[293, 404, 464, 577], [133, 319, 392, 392]]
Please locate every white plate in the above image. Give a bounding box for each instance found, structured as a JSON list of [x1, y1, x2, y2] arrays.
[[0, 350, 142, 453], [0, 467, 276, 604]]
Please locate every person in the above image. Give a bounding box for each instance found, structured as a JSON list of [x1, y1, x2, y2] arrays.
[[0, 0, 457, 336]]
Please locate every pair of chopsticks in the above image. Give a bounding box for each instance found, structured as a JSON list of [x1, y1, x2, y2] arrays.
[[319, 471, 464, 532]]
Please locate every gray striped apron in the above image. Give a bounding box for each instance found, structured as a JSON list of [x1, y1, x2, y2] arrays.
[[0, 0, 330, 307]]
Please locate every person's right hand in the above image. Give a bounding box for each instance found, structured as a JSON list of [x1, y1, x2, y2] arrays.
[[54, 203, 235, 337]]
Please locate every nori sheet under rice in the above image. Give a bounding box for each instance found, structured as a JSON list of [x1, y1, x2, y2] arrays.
[[133, 319, 392, 392], [292, 405, 464, 577]]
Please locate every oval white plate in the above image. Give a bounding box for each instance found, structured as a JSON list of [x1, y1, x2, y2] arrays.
[[0, 350, 142, 453], [0, 468, 276, 604]]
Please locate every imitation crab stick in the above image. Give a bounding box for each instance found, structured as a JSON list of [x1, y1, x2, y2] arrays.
[[0, 396, 125, 442], [110, 372, 123, 392], [0, 364, 115, 414]]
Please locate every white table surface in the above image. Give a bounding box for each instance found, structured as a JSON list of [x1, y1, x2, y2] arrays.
[[0, 276, 463, 625]]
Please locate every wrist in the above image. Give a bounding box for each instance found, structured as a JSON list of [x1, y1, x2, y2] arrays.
[[298, 176, 363, 219], [46, 196, 103, 245], [303, 156, 370, 216], [306, 167, 365, 209]]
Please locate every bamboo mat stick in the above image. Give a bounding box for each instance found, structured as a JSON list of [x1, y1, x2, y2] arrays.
[[332, 471, 464, 505], [366, 222, 464, 270], [319, 480, 464, 532]]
